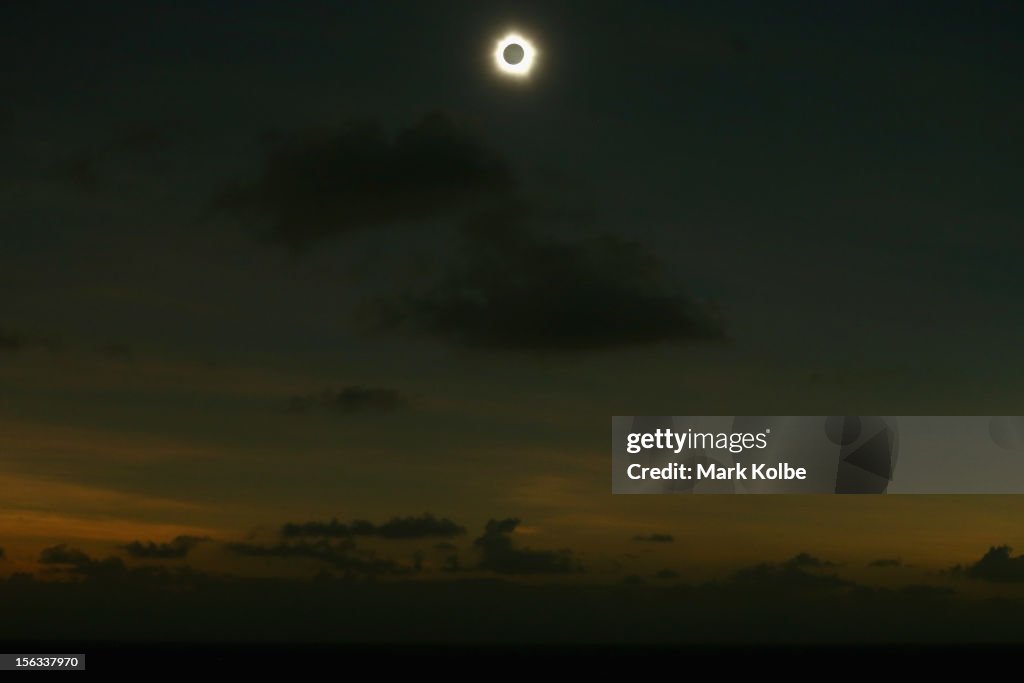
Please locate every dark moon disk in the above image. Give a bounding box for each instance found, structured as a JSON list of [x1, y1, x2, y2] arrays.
[[503, 43, 525, 65]]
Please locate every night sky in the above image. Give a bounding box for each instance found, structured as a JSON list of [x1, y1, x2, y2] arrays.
[[2, 1, 1024, 644]]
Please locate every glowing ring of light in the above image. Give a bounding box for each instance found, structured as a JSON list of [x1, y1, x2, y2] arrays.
[[494, 33, 536, 77]]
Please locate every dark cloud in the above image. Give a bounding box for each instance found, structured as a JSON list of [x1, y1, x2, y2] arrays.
[[280, 513, 465, 540], [473, 518, 581, 575], [369, 220, 726, 352], [224, 539, 408, 576], [633, 534, 674, 543], [120, 535, 209, 559], [728, 554, 850, 593], [950, 545, 1024, 583], [370, 515, 465, 540], [0, 546, 5, 560], [38, 545, 128, 581], [653, 569, 680, 580], [868, 558, 903, 568], [286, 386, 409, 416], [38, 544, 92, 566], [783, 553, 837, 569], [217, 111, 514, 247]]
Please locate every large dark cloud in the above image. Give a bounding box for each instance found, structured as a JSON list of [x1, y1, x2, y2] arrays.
[[286, 386, 409, 416], [281, 513, 465, 540], [369, 218, 727, 352], [224, 539, 409, 576], [633, 533, 674, 543], [950, 546, 1024, 583], [120, 535, 208, 559], [473, 518, 581, 575], [217, 111, 514, 247], [216, 107, 726, 353]]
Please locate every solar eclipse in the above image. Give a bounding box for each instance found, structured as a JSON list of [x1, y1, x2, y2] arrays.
[[494, 33, 536, 77]]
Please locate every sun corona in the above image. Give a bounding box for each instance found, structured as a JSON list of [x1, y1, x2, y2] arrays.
[[494, 33, 536, 77]]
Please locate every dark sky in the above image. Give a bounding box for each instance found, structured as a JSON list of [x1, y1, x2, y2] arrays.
[[2, 1, 1024, 642]]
